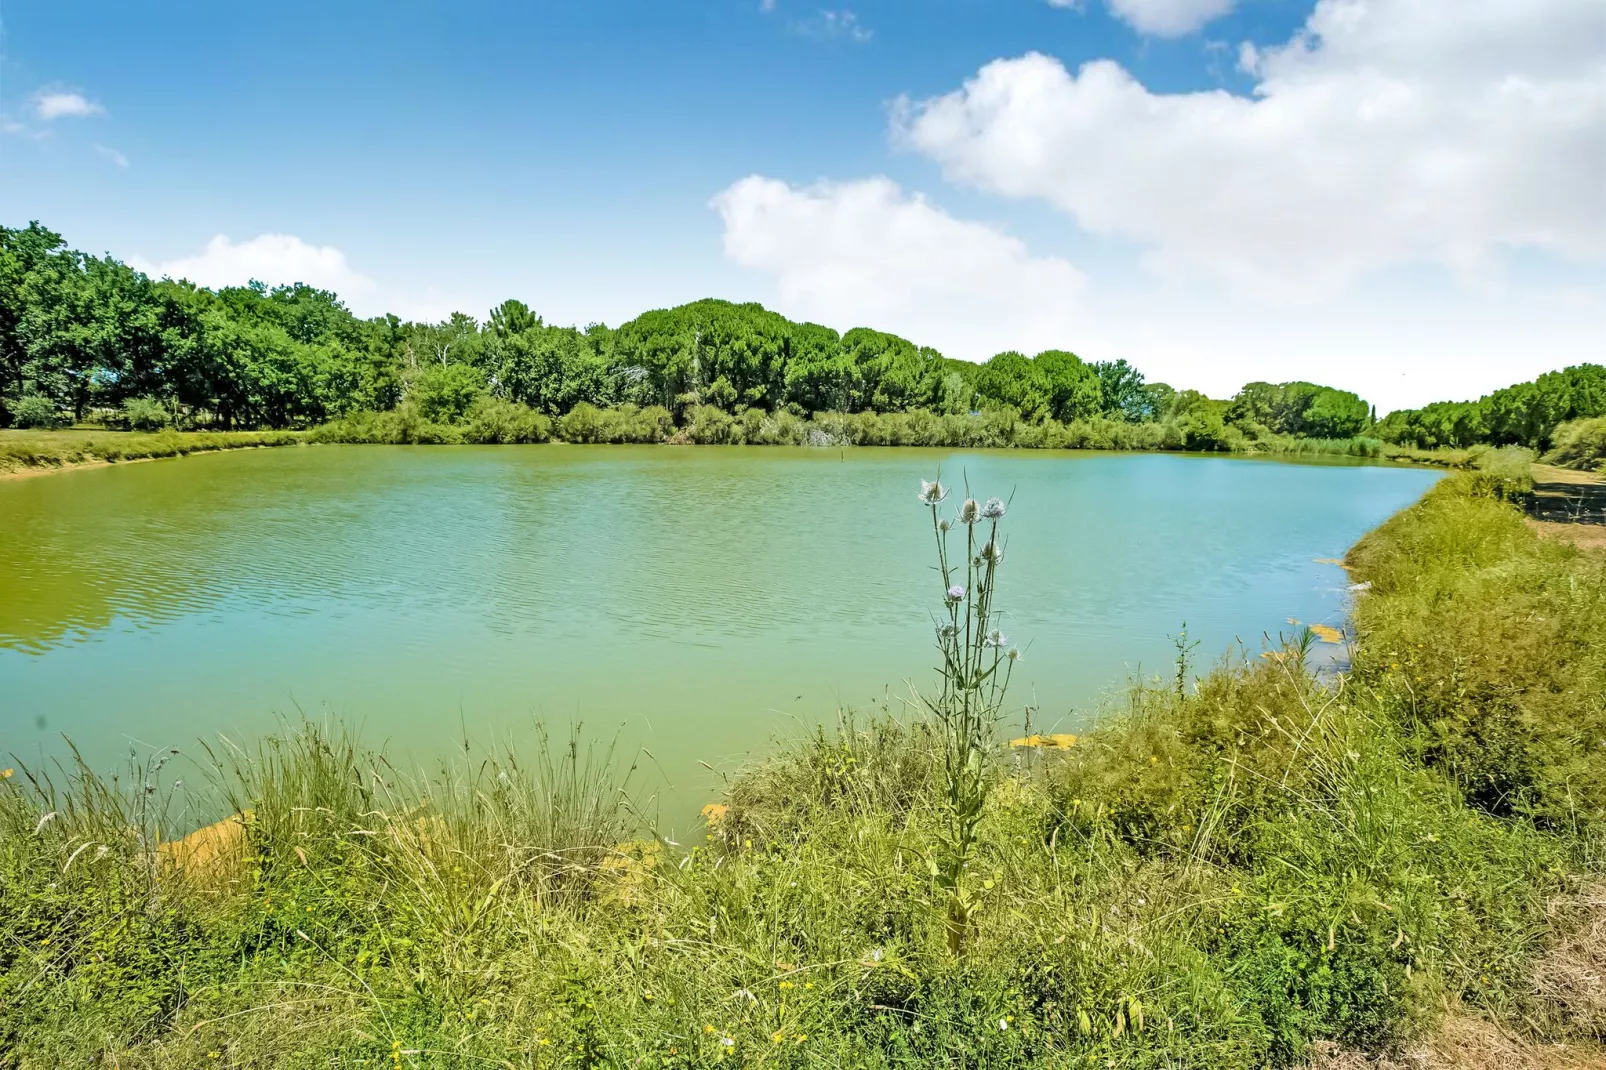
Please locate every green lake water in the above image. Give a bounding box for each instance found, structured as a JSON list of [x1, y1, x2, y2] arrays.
[[0, 445, 1438, 826]]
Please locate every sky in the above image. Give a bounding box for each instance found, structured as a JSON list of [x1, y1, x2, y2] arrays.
[[1, 0, 1602, 415]]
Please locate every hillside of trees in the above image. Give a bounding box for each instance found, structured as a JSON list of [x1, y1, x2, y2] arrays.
[[7, 219, 1555, 457]]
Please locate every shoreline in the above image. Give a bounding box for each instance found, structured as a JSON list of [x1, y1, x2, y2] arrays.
[[0, 425, 1481, 482]]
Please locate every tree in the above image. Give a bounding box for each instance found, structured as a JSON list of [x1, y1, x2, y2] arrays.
[[1093, 358, 1151, 422]]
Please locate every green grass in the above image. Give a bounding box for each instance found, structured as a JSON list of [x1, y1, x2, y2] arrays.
[[2, 474, 1601, 1066], [5, 413, 1480, 476], [0, 428, 307, 475]]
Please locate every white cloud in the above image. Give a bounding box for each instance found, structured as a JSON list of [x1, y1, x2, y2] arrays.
[[129, 234, 378, 305], [1046, 0, 1234, 37], [94, 144, 129, 168], [790, 9, 872, 43], [898, 0, 1606, 296], [1105, 0, 1234, 36], [709, 179, 1605, 413], [32, 90, 104, 120], [712, 175, 1085, 359]]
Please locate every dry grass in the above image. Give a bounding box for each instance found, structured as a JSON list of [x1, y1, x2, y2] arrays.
[[1309, 884, 1606, 1070], [1533, 464, 1604, 487], [1527, 519, 1606, 553]]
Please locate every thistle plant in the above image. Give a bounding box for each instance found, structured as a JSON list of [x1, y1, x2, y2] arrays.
[[918, 478, 1018, 955]]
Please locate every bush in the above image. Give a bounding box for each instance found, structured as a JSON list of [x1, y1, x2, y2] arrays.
[[1544, 415, 1606, 472], [9, 393, 63, 429], [411, 363, 486, 423], [555, 402, 673, 444], [119, 396, 172, 432], [461, 398, 552, 444]]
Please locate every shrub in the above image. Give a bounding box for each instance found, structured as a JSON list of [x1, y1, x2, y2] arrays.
[[9, 393, 63, 429], [1544, 415, 1606, 472], [119, 396, 172, 432], [461, 398, 552, 444], [411, 363, 486, 423]]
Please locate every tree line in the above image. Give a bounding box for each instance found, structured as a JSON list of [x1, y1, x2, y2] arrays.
[[1373, 365, 1606, 451], [0, 219, 1462, 453]]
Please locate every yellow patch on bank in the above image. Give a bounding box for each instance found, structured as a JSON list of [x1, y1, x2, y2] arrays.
[[1308, 623, 1345, 644], [1010, 733, 1078, 750]]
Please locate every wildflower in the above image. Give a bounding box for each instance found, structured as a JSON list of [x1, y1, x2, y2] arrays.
[[720, 1036, 735, 1049], [936, 623, 957, 641], [778, 981, 794, 990], [1007, 648, 1022, 662], [918, 479, 948, 506], [983, 630, 1008, 648], [946, 584, 966, 604], [980, 539, 1004, 565], [939, 519, 952, 533], [998, 1017, 1009, 1031], [958, 498, 981, 524], [0, 768, 11, 779], [704, 1025, 716, 1034], [772, 1029, 786, 1045], [982, 497, 1006, 519]]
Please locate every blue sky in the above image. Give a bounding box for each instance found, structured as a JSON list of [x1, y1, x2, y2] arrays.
[[3, 0, 1602, 413]]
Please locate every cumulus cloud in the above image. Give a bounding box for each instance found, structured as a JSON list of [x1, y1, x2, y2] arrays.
[[129, 234, 378, 304], [32, 90, 103, 120], [898, 0, 1606, 295], [712, 175, 1084, 359]]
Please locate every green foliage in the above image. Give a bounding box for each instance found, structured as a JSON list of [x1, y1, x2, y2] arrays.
[[1544, 415, 1606, 472], [1228, 381, 1371, 439], [8, 392, 62, 428], [1347, 472, 1605, 838], [410, 362, 486, 423], [119, 395, 172, 432], [1379, 364, 1606, 450]]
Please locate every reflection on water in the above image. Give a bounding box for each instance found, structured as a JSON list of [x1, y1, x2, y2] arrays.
[[0, 445, 1438, 819]]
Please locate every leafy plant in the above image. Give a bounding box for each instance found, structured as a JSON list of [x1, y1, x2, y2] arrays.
[[918, 478, 1019, 954], [120, 395, 172, 431], [9, 393, 63, 429]]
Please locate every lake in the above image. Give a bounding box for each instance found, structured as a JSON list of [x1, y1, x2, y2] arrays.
[[0, 445, 1438, 825]]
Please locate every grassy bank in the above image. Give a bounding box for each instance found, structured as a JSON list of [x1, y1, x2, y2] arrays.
[[0, 428, 307, 477], [3, 415, 1466, 481], [3, 476, 1603, 1067]]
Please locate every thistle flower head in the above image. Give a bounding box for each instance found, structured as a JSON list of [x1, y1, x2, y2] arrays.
[[918, 479, 948, 506], [958, 498, 981, 525], [1007, 647, 1023, 662], [981, 539, 1004, 566], [939, 519, 952, 533], [946, 584, 966, 604], [984, 630, 1009, 648], [937, 623, 958, 641], [982, 497, 1006, 520]]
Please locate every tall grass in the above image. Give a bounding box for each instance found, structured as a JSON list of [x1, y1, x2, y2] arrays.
[[2, 474, 1602, 1065], [0, 428, 305, 475]]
